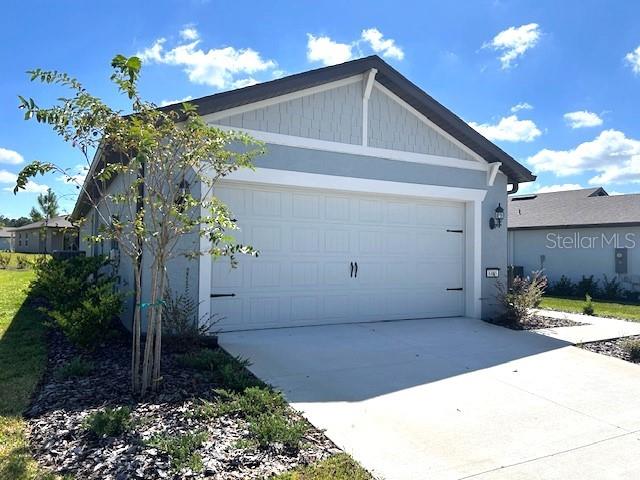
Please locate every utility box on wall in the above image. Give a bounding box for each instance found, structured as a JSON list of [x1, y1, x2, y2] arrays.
[[615, 248, 628, 274]]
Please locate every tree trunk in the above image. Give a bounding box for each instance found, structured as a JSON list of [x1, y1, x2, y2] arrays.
[[131, 261, 142, 394]]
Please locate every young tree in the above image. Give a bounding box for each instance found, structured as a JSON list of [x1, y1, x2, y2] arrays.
[[15, 55, 263, 396], [29, 207, 43, 222], [37, 188, 60, 219]]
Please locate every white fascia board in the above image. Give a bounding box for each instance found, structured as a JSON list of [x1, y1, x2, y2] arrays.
[[203, 74, 364, 122], [218, 167, 487, 203], [210, 125, 487, 173], [373, 82, 488, 166]]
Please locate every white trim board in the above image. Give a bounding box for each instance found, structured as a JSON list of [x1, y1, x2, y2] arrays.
[[206, 167, 485, 319], [210, 124, 488, 173], [362, 68, 377, 147], [222, 167, 487, 202], [203, 74, 364, 122], [373, 82, 487, 165]]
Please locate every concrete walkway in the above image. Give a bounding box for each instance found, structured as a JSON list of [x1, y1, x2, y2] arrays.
[[220, 318, 640, 480], [532, 309, 640, 344]]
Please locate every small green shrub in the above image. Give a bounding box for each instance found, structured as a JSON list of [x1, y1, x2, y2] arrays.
[[32, 256, 122, 348], [601, 275, 624, 300], [623, 339, 640, 362], [83, 406, 132, 437], [16, 255, 31, 269], [583, 294, 595, 316], [49, 281, 122, 348], [548, 275, 575, 297], [248, 413, 307, 449], [0, 252, 11, 269], [576, 275, 600, 298], [177, 348, 260, 391], [147, 431, 208, 472], [162, 270, 217, 351], [198, 386, 286, 419], [495, 271, 547, 324], [54, 356, 94, 380]]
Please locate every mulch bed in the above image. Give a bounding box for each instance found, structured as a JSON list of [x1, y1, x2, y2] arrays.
[[25, 329, 339, 479], [485, 315, 586, 331], [579, 335, 640, 364]]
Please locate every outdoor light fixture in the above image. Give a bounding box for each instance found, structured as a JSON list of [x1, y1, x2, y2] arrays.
[[489, 203, 504, 229], [175, 179, 191, 212]]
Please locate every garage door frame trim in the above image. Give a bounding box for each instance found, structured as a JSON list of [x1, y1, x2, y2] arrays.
[[198, 168, 486, 325]]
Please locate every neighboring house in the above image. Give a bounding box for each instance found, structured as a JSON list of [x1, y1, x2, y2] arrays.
[[11, 215, 78, 254], [72, 55, 534, 331], [508, 187, 640, 293], [0, 227, 13, 251]]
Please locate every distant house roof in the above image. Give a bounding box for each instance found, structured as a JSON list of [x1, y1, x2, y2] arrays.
[[72, 55, 535, 220], [9, 215, 75, 232], [508, 187, 640, 229], [0, 227, 12, 238]]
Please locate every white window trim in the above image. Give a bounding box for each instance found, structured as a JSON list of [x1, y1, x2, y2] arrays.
[[210, 124, 488, 173], [198, 167, 486, 320]]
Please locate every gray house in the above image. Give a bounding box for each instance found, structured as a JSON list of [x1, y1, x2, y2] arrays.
[[11, 215, 78, 254], [508, 187, 640, 293], [73, 55, 534, 331], [0, 227, 13, 251]]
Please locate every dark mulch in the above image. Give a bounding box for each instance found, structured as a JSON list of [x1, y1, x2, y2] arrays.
[[579, 335, 640, 364], [485, 315, 586, 331], [25, 328, 338, 479]]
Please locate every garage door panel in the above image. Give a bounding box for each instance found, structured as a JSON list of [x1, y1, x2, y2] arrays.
[[212, 183, 465, 331], [291, 262, 320, 286]]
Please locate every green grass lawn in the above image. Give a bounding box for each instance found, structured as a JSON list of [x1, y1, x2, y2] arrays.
[[272, 454, 372, 480], [0, 253, 48, 270], [0, 269, 58, 480], [540, 296, 640, 322]]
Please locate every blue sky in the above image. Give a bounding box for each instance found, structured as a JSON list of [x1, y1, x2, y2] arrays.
[[2, 0, 640, 217]]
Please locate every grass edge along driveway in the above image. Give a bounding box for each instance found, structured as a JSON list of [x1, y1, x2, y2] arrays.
[[540, 296, 640, 322]]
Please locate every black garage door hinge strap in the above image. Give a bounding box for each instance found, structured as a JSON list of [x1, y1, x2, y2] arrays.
[[446, 229, 463, 233], [211, 293, 236, 298], [446, 288, 464, 291]]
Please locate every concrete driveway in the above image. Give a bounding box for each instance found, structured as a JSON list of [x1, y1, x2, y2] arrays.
[[220, 318, 640, 479]]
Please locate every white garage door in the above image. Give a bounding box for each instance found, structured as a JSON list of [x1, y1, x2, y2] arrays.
[[210, 183, 465, 331]]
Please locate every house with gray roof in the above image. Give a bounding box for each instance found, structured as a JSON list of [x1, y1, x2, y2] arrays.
[[508, 187, 640, 293], [11, 215, 78, 254], [72, 55, 535, 330], [0, 227, 13, 251]]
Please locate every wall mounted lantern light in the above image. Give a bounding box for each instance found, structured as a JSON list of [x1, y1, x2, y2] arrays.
[[175, 179, 191, 212], [489, 203, 504, 229]]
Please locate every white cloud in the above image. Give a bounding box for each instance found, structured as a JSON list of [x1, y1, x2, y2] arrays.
[[159, 95, 194, 107], [625, 45, 640, 74], [57, 164, 88, 186], [534, 183, 585, 193], [180, 27, 199, 41], [484, 23, 541, 69], [137, 28, 276, 89], [563, 110, 603, 128], [361, 28, 404, 60], [306, 34, 353, 66], [307, 28, 404, 66], [0, 169, 48, 193], [527, 129, 640, 184], [469, 115, 541, 142], [0, 147, 24, 165], [230, 77, 259, 89], [510, 102, 533, 113]]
